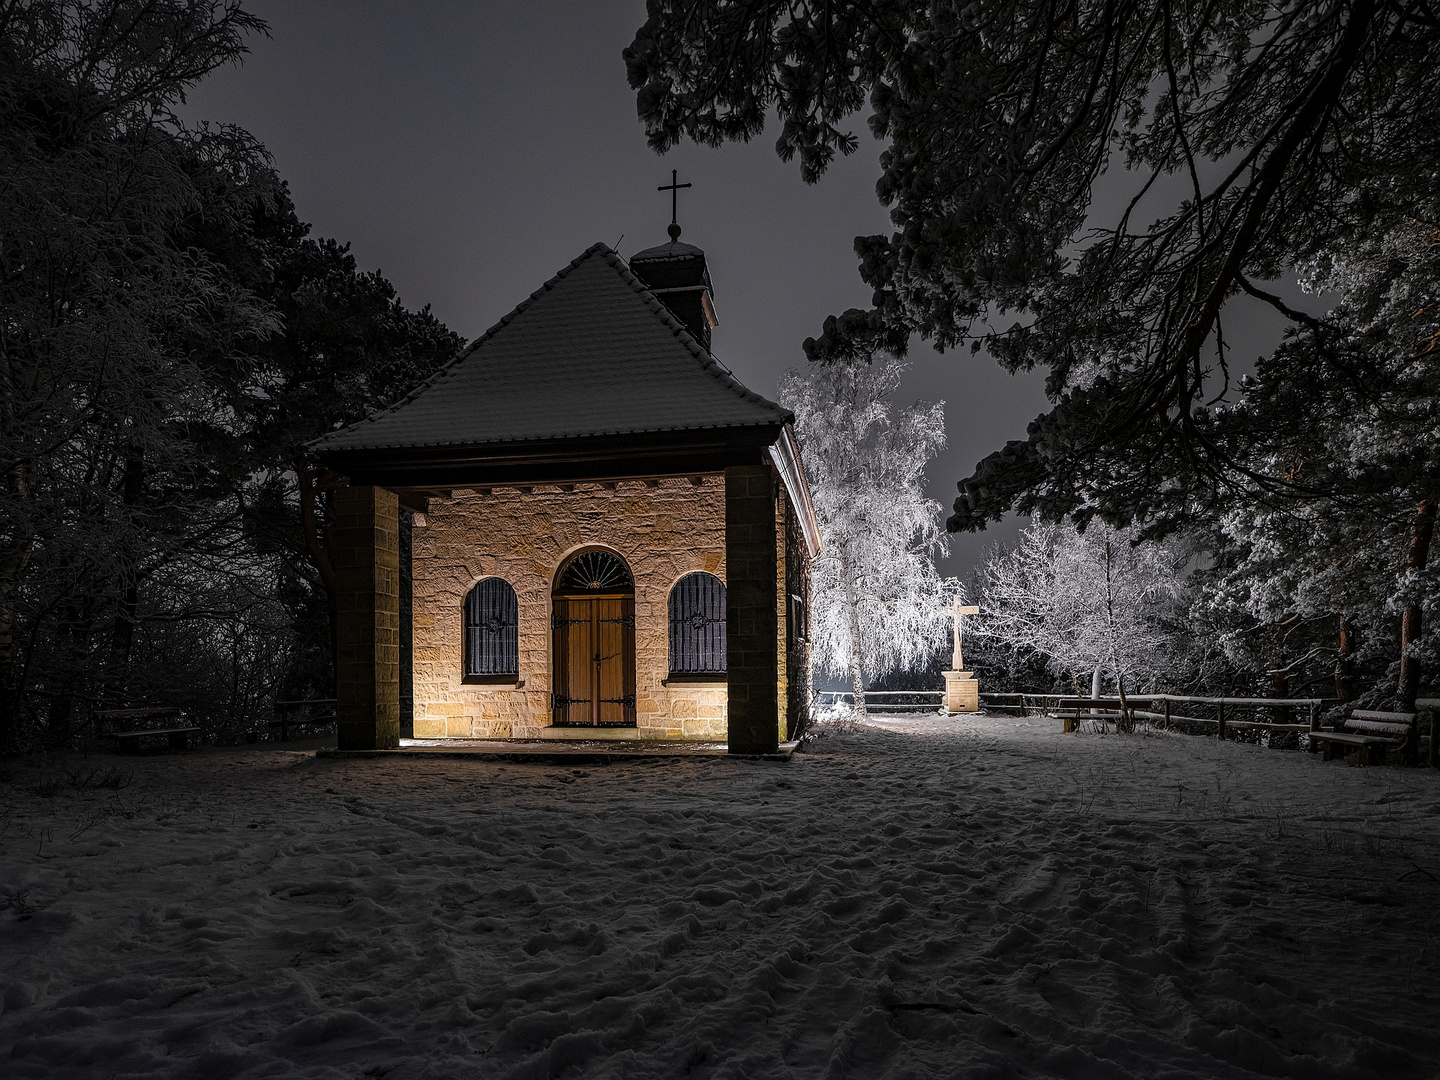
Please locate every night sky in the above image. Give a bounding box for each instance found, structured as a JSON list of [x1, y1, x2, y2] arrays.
[[185, 2, 1296, 579]]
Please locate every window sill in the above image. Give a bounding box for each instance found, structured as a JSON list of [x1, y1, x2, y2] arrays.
[[462, 676, 525, 687], [663, 674, 727, 688]]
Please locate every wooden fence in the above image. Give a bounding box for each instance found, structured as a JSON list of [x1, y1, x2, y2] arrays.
[[979, 692, 1073, 715], [816, 690, 944, 713], [814, 690, 1326, 729], [1048, 694, 1326, 737], [814, 691, 1439, 759]]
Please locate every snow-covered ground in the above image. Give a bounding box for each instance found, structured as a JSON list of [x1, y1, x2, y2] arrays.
[[3, 714, 1439, 1079]]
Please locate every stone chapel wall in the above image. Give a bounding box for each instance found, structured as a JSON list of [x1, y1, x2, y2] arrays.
[[411, 476, 727, 740]]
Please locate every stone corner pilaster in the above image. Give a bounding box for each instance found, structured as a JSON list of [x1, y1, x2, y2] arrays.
[[333, 484, 401, 750]]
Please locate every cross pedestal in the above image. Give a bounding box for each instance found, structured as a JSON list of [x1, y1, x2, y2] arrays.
[[944, 603, 980, 714], [943, 670, 979, 713]]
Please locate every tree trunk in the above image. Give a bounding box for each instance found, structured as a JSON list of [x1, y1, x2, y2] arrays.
[[105, 444, 145, 700], [1091, 665, 1103, 715], [47, 599, 99, 743], [296, 458, 341, 695], [1114, 669, 1132, 732], [1336, 616, 1356, 703], [846, 653, 866, 720], [0, 531, 33, 754], [1099, 529, 1131, 730], [1271, 665, 1290, 727], [0, 458, 35, 754], [1399, 498, 1434, 711]]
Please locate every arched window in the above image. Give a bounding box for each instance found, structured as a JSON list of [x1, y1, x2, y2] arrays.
[[668, 572, 726, 675], [464, 578, 518, 679]]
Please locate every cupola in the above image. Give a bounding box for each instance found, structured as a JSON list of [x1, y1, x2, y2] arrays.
[[628, 236, 719, 351]]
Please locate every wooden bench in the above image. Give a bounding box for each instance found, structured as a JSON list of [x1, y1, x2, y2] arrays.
[[1310, 710, 1417, 766], [94, 707, 200, 754], [1057, 698, 1129, 732]]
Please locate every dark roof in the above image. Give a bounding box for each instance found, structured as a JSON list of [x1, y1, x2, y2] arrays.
[[311, 242, 784, 458], [630, 239, 707, 262]]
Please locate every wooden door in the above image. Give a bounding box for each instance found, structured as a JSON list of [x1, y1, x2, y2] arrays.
[[594, 597, 635, 725], [552, 597, 592, 726], [552, 596, 635, 726]]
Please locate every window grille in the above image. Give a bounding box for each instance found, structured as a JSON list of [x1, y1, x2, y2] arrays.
[[464, 578, 518, 676], [557, 550, 633, 593], [668, 572, 726, 674]]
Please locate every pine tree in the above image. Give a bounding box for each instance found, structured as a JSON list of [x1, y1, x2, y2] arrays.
[[627, 2, 1440, 532], [1194, 218, 1440, 707], [0, 3, 465, 749]]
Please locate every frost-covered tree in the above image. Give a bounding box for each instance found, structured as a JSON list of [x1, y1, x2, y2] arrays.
[[0, 2, 463, 751], [778, 356, 956, 716], [1194, 218, 1439, 707], [975, 521, 1196, 709], [0, 1, 277, 747]]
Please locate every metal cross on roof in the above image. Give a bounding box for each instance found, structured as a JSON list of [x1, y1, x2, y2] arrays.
[[658, 169, 691, 241]]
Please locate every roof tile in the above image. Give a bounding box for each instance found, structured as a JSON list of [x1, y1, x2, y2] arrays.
[[311, 242, 788, 454]]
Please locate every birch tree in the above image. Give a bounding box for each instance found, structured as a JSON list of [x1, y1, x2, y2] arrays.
[[779, 356, 956, 716]]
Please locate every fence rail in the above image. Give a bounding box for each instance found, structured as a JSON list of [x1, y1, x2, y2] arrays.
[[980, 692, 1073, 715], [816, 690, 944, 713], [817, 689, 1335, 733], [270, 698, 338, 741], [1046, 694, 1328, 737]]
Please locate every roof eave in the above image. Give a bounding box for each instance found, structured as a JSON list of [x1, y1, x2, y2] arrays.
[[767, 424, 823, 558], [316, 423, 787, 488]]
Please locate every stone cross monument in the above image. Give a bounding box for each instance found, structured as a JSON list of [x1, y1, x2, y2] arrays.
[[943, 600, 981, 714]]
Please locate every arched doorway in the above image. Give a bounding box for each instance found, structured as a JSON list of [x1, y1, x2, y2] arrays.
[[551, 549, 636, 726]]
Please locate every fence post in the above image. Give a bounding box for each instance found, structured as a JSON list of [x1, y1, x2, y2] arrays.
[[1163, 698, 1171, 729], [1217, 700, 1227, 740]]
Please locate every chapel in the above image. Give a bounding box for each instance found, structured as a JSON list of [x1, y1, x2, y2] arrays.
[[310, 232, 821, 754]]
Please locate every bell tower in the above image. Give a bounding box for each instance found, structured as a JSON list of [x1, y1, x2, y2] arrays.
[[628, 170, 719, 350]]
